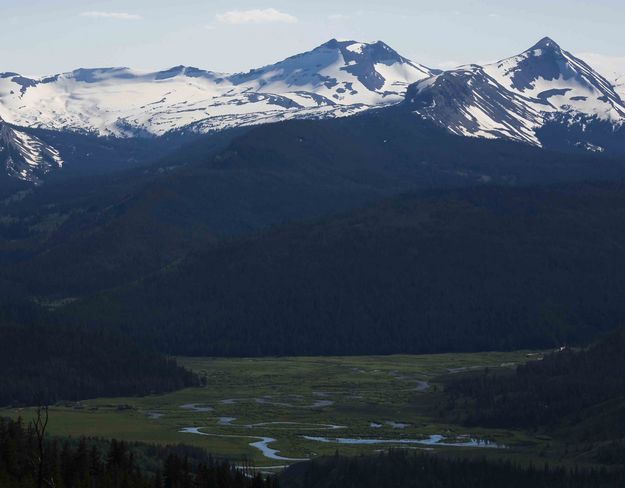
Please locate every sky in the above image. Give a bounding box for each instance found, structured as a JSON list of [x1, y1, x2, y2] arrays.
[[2, 0, 625, 77]]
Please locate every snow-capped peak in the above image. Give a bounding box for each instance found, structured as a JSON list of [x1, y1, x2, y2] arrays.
[[484, 37, 625, 120], [406, 65, 543, 145], [531, 36, 561, 51], [230, 39, 435, 102], [408, 37, 625, 147], [0, 39, 432, 140]]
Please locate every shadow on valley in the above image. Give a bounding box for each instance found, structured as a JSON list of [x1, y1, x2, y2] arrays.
[[63, 182, 625, 357], [3, 109, 625, 297]]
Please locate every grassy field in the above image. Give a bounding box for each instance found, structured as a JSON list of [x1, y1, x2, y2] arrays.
[[1, 351, 546, 468]]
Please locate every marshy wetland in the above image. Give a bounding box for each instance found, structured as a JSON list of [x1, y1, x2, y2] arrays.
[[1, 351, 545, 469]]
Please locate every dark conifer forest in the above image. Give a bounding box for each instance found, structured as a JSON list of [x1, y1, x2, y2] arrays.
[[0, 416, 278, 488], [280, 450, 625, 488], [438, 328, 625, 463], [442, 328, 625, 429], [0, 325, 198, 406], [63, 182, 625, 356]]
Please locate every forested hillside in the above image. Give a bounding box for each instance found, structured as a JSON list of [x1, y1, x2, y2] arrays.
[[66, 182, 625, 356], [0, 325, 198, 406], [4, 109, 625, 299], [440, 328, 625, 451]]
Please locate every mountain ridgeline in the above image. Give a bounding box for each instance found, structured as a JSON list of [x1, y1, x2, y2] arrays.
[[0, 37, 625, 184], [407, 37, 625, 151]]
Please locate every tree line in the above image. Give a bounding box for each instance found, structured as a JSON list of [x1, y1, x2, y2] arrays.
[[0, 324, 199, 406], [0, 415, 278, 488], [280, 450, 624, 488], [439, 328, 625, 459]]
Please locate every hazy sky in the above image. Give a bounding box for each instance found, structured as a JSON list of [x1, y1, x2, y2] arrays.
[[2, 0, 625, 76]]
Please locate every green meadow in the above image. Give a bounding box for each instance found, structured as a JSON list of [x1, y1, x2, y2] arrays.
[[2, 352, 546, 468]]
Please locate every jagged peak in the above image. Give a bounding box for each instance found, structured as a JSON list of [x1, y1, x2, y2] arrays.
[[318, 38, 344, 48], [528, 37, 563, 53]]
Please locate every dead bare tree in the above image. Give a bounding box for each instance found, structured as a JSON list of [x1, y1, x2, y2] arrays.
[[31, 405, 55, 488]]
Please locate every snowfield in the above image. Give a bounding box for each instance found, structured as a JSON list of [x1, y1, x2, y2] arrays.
[[0, 39, 434, 139]]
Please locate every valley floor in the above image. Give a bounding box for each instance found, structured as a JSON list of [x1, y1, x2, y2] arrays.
[[2, 352, 555, 470]]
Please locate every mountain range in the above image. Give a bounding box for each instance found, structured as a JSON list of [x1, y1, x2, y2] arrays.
[[0, 37, 624, 183], [3, 37, 625, 359], [0, 39, 434, 138]]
